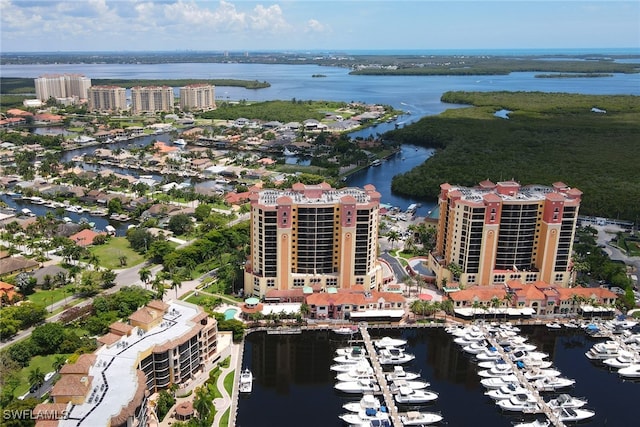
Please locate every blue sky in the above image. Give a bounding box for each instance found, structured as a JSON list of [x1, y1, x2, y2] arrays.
[[1, 1, 638, 52]]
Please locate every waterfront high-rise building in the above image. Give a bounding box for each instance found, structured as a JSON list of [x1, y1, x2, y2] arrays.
[[130, 86, 174, 114], [34, 74, 91, 101], [244, 183, 383, 297], [87, 86, 127, 112], [429, 180, 582, 288], [179, 84, 216, 110]]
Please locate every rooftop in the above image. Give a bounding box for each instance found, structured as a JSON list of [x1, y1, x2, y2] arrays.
[[253, 183, 381, 206], [58, 300, 205, 427]]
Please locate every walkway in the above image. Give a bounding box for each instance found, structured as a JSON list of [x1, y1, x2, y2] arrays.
[[480, 326, 566, 427], [359, 324, 402, 427]]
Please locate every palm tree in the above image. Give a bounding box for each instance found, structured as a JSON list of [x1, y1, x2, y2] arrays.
[[502, 292, 513, 321], [28, 367, 45, 390], [171, 276, 182, 299], [193, 386, 213, 427], [490, 297, 501, 320], [152, 277, 167, 300], [471, 300, 482, 321], [138, 267, 151, 288], [88, 253, 100, 271], [387, 230, 400, 250], [52, 355, 67, 372]]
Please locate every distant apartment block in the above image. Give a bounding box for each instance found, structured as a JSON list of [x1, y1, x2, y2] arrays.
[[87, 86, 127, 112], [180, 84, 216, 111], [35, 300, 217, 427], [244, 183, 383, 298], [429, 180, 582, 289], [34, 74, 91, 101], [130, 86, 174, 114]]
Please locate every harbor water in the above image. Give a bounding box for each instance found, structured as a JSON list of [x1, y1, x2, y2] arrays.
[[236, 327, 639, 426]]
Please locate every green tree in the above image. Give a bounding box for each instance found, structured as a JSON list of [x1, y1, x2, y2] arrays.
[[28, 367, 45, 389], [168, 213, 193, 235], [100, 269, 117, 289], [194, 203, 213, 222], [32, 322, 66, 355], [53, 355, 67, 372]]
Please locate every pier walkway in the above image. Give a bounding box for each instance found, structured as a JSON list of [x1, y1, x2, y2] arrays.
[[481, 326, 566, 427], [359, 323, 403, 427]]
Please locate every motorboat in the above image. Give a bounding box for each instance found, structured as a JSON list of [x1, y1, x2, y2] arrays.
[[399, 411, 444, 425], [512, 419, 551, 427], [546, 321, 562, 330], [394, 387, 438, 404], [336, 361, 374, 382], [478, 364, 514, 378], [333, 325, 358, 335], [385, 366, 421, 382], [603, 351, 639, 369], [546, 394, 588, 410], [334, 350, 368, 365], [618, 363, 640, 378], [343, 394, 382, 413], [173, 138, 187, 146], [476, 347, 502, 361], [378, 347, 415, 365], [335, 379, 381, 394], [331, 361, 371, 373], [485, 383, 531, 401], [532, 376, 576, 392], [373, 336, 407, 349], [388, 379, 430, 391], [554, 407, 596, 422], [339, 407, 390, 426], [336, 346, 367, 358], [515, 358, 553, 370], [510, 350, 548, 362], [454, 330, 486, 345], [239, 368, 253, 393], [480, 374, 519, 390], [505, 343, 538, 352], [463, 341, 489, 354], [585, 341, 621, 360], [523, 368, 561, 381], [478, 359, 508, 369], [496, 393, 542, 413]]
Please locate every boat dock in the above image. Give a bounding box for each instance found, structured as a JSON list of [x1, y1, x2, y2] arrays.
[[359, 323, 403, 427], [481, 326, 566, 427]]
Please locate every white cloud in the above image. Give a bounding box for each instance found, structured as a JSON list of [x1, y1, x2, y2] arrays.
[[249, 4, 290, 32], [305, 18, 328, 33]]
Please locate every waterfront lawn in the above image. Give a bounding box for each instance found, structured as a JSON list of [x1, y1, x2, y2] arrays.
[[27, 285, 75, 308], [14, 354, 70, 397], [89, 237, 146, 269]]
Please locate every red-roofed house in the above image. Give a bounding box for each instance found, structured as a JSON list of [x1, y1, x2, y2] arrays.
[[69, 229, 106, 247], [305, 288, 405, 320]]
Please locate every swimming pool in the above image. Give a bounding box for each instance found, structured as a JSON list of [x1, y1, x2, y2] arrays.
[[224, 308, 238, 320]]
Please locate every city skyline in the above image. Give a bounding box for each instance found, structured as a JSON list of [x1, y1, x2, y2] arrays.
[[1, 1, 638, 53]]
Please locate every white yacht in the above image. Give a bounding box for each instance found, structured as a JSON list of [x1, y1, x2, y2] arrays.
[[585, 341, 621, 360], [510, 350, 548, 362], [239, 368, 253, 393], [336, 346, 367, 358], [394, 387, 438, 404], [343, 394, 382, 413], [336, 363, 375, 382], [385, 366, 421, 382], [476, 347, 502, 361], [603, 351, 639, 369], [378, 347, 415, 365], [463, 341, 489, 354], [523, 368, 561, 381], [478, 359, 508, 369], [532, 376, 576, 392], [480, 374, 519, 390], [554, 407, 596, 422], [335, 379, 380, 394], [546, 394, 588, 410], [618, 363, 640, 378], [496, 393, 541, 413], [399, 411, 444, 425], [373, 336, 407, 349], [330, 360, 371, 373], [339, 407, 390, 426], [388, 379, 430, 391], [478, 364, 514, 378], [512, 419, 550, 427], [485, 384, 530, 401], [334, 352, 368, 365]]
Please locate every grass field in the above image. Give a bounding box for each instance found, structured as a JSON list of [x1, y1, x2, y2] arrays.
[[89, 237, 146, 269], [14, 354, 70, 397], [27, 285, 75, 308]]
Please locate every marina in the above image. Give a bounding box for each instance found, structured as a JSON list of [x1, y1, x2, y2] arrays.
[[237, 323, 640, 426]]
